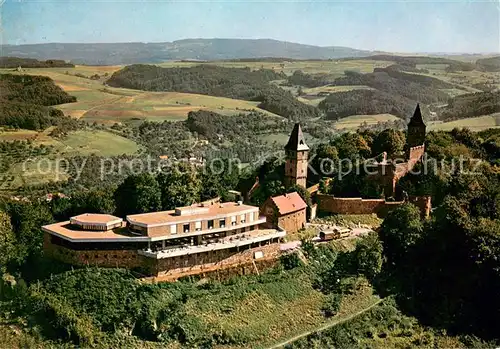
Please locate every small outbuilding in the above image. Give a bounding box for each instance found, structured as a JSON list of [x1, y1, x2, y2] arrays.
[[261, 192, 307, 234]]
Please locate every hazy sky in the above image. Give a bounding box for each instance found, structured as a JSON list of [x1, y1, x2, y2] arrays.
[[3, 0, 500, 53]]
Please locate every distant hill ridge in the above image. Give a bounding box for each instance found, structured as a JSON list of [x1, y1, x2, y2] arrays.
[[1, 38, 375, 65], [0, 57, 74, 68]]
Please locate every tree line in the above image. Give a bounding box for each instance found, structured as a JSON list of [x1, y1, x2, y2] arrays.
[[0, 57, 74, 69]]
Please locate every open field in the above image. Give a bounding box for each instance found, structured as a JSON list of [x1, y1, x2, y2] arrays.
[[0, 128, 140, 156], [298, 85, 374, 107], [297, 95, 326, 106], [413, 64, 500, 92], [332, 114, 400, 130], [0, 127, 62, 147], [157, 59, 394, 76], [429, 113, 500, 131], [0, 129, 41, 141], [303, 85, 373, 95], [80, 91, 281, 124], [58, 130, 141, 156], [261, 131, 315, 147]]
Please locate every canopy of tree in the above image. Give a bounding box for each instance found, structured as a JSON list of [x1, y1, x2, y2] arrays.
[[0, 57, 74, 68], [380, 166, 500, 338], [287, 70, 337, 88], [186, 110, 286, 143], [107, 64, 320, 120], [0, 74, 77, 130]]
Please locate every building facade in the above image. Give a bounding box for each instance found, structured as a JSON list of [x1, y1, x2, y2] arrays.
[[43, 201, 286, 281], [365, 104, 427, 198], [284, 123, 309, 188], [261, 192, 307, 234]]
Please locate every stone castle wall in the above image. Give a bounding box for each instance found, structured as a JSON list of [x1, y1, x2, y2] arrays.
[[43, 233, 154, 272], [404, 144, 426, 175], [316, 194, 431, 218], [408, 145, 425, 164]]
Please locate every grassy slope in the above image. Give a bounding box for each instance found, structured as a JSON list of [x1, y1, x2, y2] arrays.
[[0, 129, 140, 190], [429, 113, 500, 131], [81, 91, 281, 124], [58, 130, 140, 156], [173, 273, 379, 349], [0, 274, 378, 349]]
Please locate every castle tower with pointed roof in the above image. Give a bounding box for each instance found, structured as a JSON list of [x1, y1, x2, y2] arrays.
[[406, 104, 426, 157], [284, 123, 309, 188]]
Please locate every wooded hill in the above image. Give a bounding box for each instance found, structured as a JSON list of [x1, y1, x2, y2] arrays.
[[318, 89, 417, 120], [0, 39, 374, 65], [439, 91, 500, 121], [0, 74, 77, 130], [329, 70, 451, 104], [0, 57, 74, 69], [476, 56, 500, 72], [290, 65, 450, 120], [107, 64, 321, 120]]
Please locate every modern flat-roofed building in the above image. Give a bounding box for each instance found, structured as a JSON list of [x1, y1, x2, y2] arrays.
[[43, 201, 285, 280]]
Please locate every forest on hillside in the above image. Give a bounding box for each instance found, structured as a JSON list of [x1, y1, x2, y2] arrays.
[[135, 110, 289, 162], [0, 74, 77, 130], [439, 91, 500, 121], [0, 57, 75, 69], [107, 64, 321, 120], [330, 70, 451, 104], [287, 66, 455, 120], [318, 89, 417, 120]]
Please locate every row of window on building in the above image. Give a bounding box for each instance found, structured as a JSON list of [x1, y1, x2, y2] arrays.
[[171, 213, 254, 234]]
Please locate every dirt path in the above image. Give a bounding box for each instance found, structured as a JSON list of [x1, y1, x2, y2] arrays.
[[266, 298, 384, 349]]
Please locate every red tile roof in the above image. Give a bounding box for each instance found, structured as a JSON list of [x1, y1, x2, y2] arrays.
[[271, 192, 307, 215]]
